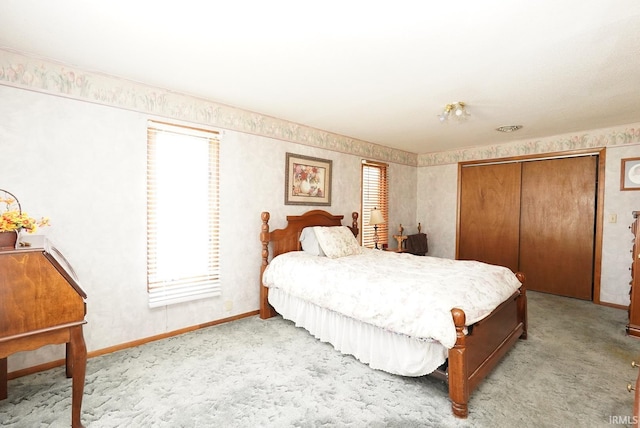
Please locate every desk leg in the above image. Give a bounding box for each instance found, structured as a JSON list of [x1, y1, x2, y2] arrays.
[[65, 342, 73, 378], [69, 326, 87, 428], [0, 357, 7, 400]]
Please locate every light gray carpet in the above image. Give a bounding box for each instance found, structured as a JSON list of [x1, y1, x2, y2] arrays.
[[3, 291, 640, 427]]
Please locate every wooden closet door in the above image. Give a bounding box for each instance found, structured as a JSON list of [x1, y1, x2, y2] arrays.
[[519, 156, 597, 300], [458, 163, 522, 272]]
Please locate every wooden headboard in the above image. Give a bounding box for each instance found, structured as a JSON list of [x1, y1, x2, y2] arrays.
[[259, 209, 359, 319]]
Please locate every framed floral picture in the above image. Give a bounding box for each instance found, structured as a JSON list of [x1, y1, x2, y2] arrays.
[[621, 157, 640, 191], [285, 153, 332, 205]]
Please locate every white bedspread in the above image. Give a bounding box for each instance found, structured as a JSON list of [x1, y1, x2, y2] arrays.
[[262, 248, 522, 349]]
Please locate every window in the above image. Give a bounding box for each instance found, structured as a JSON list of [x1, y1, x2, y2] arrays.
[[147, 121, 220, 308], [361, 160, 388, 249]]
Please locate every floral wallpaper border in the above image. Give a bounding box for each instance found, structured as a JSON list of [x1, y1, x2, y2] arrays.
[[1, 48, 639, 167], [418, 126, 640, 166]]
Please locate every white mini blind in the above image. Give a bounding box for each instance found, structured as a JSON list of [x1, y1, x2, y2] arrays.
[[147, 121, 220, 308], [361, 160, 389, 248]]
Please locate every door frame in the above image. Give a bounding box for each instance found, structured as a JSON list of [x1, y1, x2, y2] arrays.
[[456, 148, 606, 304]]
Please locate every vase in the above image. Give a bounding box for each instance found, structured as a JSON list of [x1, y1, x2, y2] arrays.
[[299, 178, 311, 195], [0, 230, 18, 250]]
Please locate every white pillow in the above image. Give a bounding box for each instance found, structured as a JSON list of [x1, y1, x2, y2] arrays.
[[299, 227, 325, 256], [313, 226, 361, 258]]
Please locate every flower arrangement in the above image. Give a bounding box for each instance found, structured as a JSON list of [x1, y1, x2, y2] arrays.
[[292, 163, 324, 197], [0, 191, 49, 233]]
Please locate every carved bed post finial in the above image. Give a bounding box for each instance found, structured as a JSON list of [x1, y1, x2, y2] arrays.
[[351, 212, 359, 238], [260, 212, 270, 268], [451, 308, 466, 342]]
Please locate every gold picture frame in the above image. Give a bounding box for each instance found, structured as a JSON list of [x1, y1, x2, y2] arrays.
[[285, 153, 332, 205], [621, 157, 640, 191]]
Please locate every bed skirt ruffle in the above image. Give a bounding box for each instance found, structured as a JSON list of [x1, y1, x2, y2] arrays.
[[268, 288, 448, 377]]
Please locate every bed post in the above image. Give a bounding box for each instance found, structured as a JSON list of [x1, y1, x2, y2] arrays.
[[448, 308, 469, 418], [260, 211, 276, 319], [351, 212, 359, 237], [515, 272, 527, 339]]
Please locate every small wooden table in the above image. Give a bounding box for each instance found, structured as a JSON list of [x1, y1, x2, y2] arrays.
[[0, 246, 87, 428]]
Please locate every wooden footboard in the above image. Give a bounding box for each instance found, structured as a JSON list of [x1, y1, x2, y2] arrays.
[[447, 272, 527, 418]]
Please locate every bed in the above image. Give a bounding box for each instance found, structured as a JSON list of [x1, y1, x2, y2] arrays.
[[259, 209, 527, 418]]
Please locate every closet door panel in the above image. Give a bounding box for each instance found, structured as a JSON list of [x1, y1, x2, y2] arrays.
[[519, 156, 596, 299], [458, 163, 521, 272]]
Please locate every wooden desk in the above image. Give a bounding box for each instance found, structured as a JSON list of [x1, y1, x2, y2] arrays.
[[0, 245, 87, 428]]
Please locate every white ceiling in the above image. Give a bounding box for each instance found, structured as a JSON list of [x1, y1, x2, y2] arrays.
[[2, 1, 640, 154]]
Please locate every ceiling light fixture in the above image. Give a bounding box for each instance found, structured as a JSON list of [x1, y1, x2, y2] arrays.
[[496, 125, 523, 133], [438, 102, 469, 123]]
